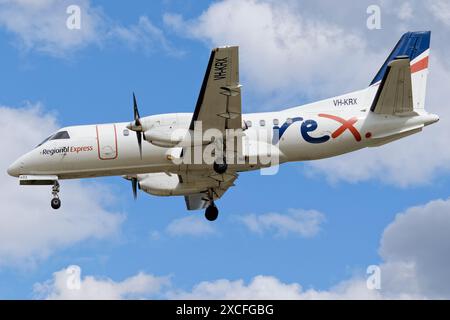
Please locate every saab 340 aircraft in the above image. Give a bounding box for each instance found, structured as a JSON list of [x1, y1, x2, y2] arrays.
[[7, 31, 439, 221]]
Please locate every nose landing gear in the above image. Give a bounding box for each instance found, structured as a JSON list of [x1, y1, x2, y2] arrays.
[[51, 197, 61, 210], [51, 181, 61, 210]]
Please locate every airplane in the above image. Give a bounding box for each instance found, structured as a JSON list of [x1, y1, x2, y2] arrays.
[[7, 31, 439, 221]]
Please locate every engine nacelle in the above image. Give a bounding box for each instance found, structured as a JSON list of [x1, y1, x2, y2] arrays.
[[144, 127, 218, 148], [138, 172, 212, 196], [144, 127, 186, 148]]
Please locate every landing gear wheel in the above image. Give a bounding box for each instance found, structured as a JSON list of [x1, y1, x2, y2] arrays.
[[205, 205, 219, 221], [213, 159, 228, 174], [51, 197, 61, 210], [51, 181, 61, 210]]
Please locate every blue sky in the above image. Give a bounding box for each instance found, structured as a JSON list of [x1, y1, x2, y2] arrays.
[[0, 0, 450, 299]]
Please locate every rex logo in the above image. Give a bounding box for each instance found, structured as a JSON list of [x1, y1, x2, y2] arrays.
[[273, 113, 361, 144], [318, 114, 361, 142]]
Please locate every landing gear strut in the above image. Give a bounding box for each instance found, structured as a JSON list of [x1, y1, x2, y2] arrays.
[[51, 181, 61, 210], [204, 189, 219, 221]]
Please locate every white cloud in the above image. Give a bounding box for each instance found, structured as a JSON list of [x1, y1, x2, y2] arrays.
[[427, 0, 450, 27], [0, 104, 124, 266], [397, 2, 414, 20], [379, 198, 450, 298], [160, 208, 325, 239], [239, 209, 325, 238], [0, 0, 178, 57], [164, 0, 380, 106], [35, 265, 380, 300], [36, 196, 450, 299], [170, 276, 382, 300], [176, 197, 450, 299], [171, 276, 307, 300], [166, 215, 216, 237], [34, 265, 170, 299], [0, 0, 104, 57], [110, 16, 182, 57]]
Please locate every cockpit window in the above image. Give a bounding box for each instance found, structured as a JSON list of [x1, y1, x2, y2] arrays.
[[36, 134, 54, 148], [36, 131, 70, 148], [51, 131, 70, 140]]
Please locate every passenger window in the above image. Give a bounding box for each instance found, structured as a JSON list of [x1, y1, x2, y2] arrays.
[[260, 120, 266, 127], [245, 120, 252, 128], [273, 119, 279, 126], [123, 129, 130, 136], [51, 131, 70, 140], [286, 118, 293, 125]]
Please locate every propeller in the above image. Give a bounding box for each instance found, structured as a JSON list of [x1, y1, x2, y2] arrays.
[[124, 175, 140, 200], [127, 92, 143, 159], [131, 177, 139, 200]]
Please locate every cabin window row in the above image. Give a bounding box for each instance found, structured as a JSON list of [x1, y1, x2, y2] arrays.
[[245, 118, 295, 128]]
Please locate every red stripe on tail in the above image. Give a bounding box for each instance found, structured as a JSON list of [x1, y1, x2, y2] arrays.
[[411, 56, 429, 73]]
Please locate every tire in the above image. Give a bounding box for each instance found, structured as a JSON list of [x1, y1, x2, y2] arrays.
[[205, 205, 219, 221], [51, 198, 61, 210], [213, 160, 228, 174]]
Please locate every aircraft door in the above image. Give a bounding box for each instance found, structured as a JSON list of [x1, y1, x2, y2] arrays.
[[96, 124, 118, 160]]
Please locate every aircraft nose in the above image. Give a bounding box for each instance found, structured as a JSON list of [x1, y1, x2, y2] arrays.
[[7, 160, 22, 177]]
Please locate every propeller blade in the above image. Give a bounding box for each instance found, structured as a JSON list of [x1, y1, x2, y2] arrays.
[[133, 92, 141, 122], [132, 177, 138, 199], [136, 131, 142, 159], [132, 92, 143, 159]]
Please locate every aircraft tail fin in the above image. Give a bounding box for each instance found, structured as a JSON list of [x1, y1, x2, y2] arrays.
[[370, 31, 431, 112]]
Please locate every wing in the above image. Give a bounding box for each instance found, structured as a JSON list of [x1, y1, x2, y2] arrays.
[[370, 56, 415, 116], [190, 46, 242, 132], [181, 172, 238, 211], [181, 46, 242, 210]]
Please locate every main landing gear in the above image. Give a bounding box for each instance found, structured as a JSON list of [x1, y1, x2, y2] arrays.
[[51, 181, 61, 210], [213, 158, 228, 174], [205, 203, 219, 222], [204, 189, 219, 221]]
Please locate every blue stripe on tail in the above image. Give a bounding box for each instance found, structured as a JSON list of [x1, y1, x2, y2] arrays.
[[370, 31, 431, 86]]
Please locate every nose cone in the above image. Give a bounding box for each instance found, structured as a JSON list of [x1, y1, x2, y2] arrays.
[[7, 160, 22, 177]]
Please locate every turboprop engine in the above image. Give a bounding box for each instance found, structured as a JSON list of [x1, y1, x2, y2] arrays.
[[137, 172, 214, 196], [144, 126, 222, 148], [143, 127, 188, 148]]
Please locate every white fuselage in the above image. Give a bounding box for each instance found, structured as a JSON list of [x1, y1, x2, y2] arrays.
[[7, 85, 439, 181]]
